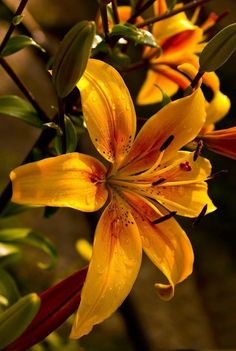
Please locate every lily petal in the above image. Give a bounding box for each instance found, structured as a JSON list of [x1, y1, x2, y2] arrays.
[[136, 66, 179, 105], [10, 153, 108, 212], [202, 127, 236, 160], [70, 195, 142, 339], [119, 89, 206, 175], [123, 191, 194, 300], [77, 59, 136, 166], [205, 91, 231, 127]]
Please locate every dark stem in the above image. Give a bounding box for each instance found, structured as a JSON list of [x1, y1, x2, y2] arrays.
[[0, 0, 29, 55], [128, 0, 156, 24], [0, 57, 50, 123], [99, 2, 110, 42], [136, 0, 211, 28], [111, 0, 120, 24], [190, 69, 204, 89], [0, 128, 56, 215], [57, 97, 66, 153]]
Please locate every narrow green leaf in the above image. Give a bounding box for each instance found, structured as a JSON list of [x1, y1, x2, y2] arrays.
[[0, 268, 20, 307], [52, 21, 96, 98], [167, 0, 177, 10], [0, 293, 40, 349], [0, 95, 43, 128], [65, 115, 78, 153], [0, 202, 32, 218], [0, 35, 45, 57], [154, 84, 171, 107], [199, 23, 236, 72], [110, 23, 159, 48], [0, 228, 57, 270], [0, 243, 21, 266], [12, 14, 23, 26]]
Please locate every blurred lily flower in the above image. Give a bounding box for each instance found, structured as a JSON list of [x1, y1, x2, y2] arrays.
[[10, 59, 215, 339], [137, 0, 229, 105]]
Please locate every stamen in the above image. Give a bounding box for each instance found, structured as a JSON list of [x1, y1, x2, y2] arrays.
[[193, 139, 203, 161], [179, 161, 192, 172], [152, 177, 166, 186], [193, 204, 208, 226], [160, 135, 175, 152], [207, 169, 228, 180], [152, 211, 177, 224]]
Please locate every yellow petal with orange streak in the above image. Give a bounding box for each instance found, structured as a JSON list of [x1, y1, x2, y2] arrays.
[[70, 195, 142, 339], [10, 153, 108, 212]]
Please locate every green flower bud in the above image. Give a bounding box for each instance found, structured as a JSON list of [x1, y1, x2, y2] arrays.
[[0, 293, 40, 349], [199, 23, 236, 72], [52, 21, 96, 98]]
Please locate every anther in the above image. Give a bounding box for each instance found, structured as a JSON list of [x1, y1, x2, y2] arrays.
[[152, 178, 166, 186], [193, 139, 203, 161], [207, 169, 228, 180], [193, 204, 208, 226], [160, 135, 174, 152], [152, 211, 177, 225]]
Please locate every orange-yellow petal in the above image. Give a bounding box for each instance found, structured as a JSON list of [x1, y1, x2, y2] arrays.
[[119, 89, 206, 175], [153, 11, 198, 42], [70, 195, 142, 338], [202, 127, 236, 160], [10, 153, 108, 212], [77, 59, 136, 166], [136, 66, 179, 105], [122, 191, 194, 300]]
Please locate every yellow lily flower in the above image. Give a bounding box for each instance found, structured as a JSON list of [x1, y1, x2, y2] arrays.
[[10, 59, 215, 339], [178, 63, 236, 160], [137, 0, 227, 105]]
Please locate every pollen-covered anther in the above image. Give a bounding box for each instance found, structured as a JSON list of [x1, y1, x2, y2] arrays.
[[179, 161, 192, 172]]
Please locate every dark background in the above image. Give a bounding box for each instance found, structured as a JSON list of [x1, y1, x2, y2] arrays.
[[0, 0, 236, 349]]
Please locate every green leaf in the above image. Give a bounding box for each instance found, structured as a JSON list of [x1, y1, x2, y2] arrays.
[[0, 293, 40, 349], [0, 95, 43, 128], [0, 202, 32, 218], [12, 14, 23, 25], [0, 35, 45, 57], [110, 23, 159, 48], [199, 23, 236, 72], [0, 268, 20, 307], [154, 84, 171, 107], [64, 115, 78, 152], [167, 0, 177, 10], [52, 21, 96, 98], [0, 228, 57, 270], [0, 243, 21, 267]]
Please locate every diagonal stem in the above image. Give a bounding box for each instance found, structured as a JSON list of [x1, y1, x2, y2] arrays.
[[128, 0, 156, 23], [0, 57, 50, 123], [136, 0, 211, 28], [0, 0, 29, 55]]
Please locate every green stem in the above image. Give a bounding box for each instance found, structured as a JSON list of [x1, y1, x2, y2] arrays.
[[0, 57, 50, 123], [111, 0, 119, 24], [99, 2, 110, 42], [0, 0, 29, 55], [136, 0, 211, 28], [57, 97, 66, 154]]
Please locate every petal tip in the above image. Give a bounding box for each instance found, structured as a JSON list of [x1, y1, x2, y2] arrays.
[[155, 283, 174, 301]]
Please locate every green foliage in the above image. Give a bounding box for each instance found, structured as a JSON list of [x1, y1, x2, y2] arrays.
[[12, 14, 23, 25], [0, 35, 45, 57], [0, 95, 43, 128], [0, 268, 20, 308], [199, 23, 236, 72], [54, 115, 78, 154], [110, 23, 159, 48], [0, 228, 57, 270], [0, 293, 40, 349], [52, 20, 96, 98]]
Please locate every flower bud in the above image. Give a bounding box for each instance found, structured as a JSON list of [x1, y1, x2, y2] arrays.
[[52, 21, 96, 98]]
